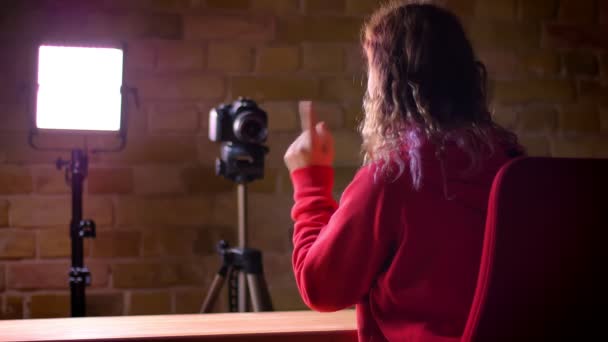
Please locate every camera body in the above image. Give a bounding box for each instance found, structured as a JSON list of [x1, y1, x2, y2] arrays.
[[209, 98, 269, 184], [209, 97, 268, 144]]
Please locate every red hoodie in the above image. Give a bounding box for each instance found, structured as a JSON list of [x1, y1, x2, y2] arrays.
[[290, 135, 518, 341]]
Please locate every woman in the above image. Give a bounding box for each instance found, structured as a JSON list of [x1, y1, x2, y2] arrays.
[[284, 1, 524, 341]]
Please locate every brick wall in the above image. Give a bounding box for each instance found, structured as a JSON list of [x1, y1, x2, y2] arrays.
[[0, 0, 606, 319]]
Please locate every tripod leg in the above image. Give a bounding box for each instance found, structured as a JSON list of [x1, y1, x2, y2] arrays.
[[246, 274, 273, 312], [238, 272, 248, 312], [201, 265, 229, 313]]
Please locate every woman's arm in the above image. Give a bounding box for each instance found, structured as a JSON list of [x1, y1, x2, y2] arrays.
[[291, 164, 401, 312]]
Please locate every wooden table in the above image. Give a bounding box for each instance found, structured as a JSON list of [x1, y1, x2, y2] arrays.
[[0, 310, 357, 342]]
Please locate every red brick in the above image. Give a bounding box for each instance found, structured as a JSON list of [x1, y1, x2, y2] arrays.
[[231, 77, 320, 101], [147, 102, 202, 132], [175, 288, 206, 314], [0, 133, 74, 164], [475, 0, 516, 20], [89, 231, 141, 258], [579, 81, 608, 106], [249, 168, 279, 193], [91, 135, 197, 164], [198, 137, 223, 167], [0, 103, 29, 133], [470, 21, 540, 50], [543, 23, 608, 49], [334, 131, 363, 165], [207, 43, 254, 73], [313, 102, 346, 129], [129, 291, 172, 315], [0, 265, 4, 292], [181, 165, 234, 194], [305, 0, 345, 13], [551, 136, 608, 158], [493, 80, 576, 104], [7, 262, 109, 289], [265, 132, 299, 168], [134, 166, 185, 194], [156, 41, 204, 70], [30, 294, 69, 318], [206, 0, 250, 10], [1, 295, 23, 319], [321, 78, 365, 101], [134, 75, 225, 101], [85, 197, 114, 226], [0, 200, 9, 227], [209, 193, 238, 227], [520, 0, 558, 20], [256, 46, 300, 73], [38, 228, 71, 258], [345, 44, 365, 74], [346, 0, 383, 15], [523, 50, 561, 76], [0, 165, 33, 194], [559, 104, 600, 132], [116, 196, 213, 226], [518, 135, 551, 157], [601, 53, 608, 79], [277, 16, 362, 43], [564, 51, 599, 76], [113, 261, 208, 288], [477, 48, 524, 80], [0, 229, 36, 259], [491, 106, 518, 130], [88, 168, 133, 194], [517, 107, 558, 131], [125, 40, 156, 71], [193, 226, 237, 256], [263, 252, 297, 286], [10, 197, 70, 227], [344, 102, 364, 131], [251, 0, 299, 13], [102, 0, 191, 11], [558, 0, 597, 25], [113, 263, 174, 288], [302, 44, 344, 72], [87, 292, 124, 316], [334, 166, 359, 194], [78, 12, 182, 40], [142, 227, 197, 257], [184, 15, 275, 41], [248, 194, 294, 253], [33, 167, 70, 194], [262, 102, 299, 132]]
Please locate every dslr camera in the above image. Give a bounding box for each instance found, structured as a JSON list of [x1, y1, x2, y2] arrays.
[[209, 97, 269, 183]]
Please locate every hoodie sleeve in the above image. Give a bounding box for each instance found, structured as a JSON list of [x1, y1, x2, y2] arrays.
[[290, 164, 402, 312]]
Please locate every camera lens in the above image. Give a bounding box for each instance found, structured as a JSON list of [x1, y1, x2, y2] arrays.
[[233, 112, 268, 144]]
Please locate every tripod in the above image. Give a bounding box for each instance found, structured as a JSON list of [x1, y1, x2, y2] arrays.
[[201, 182, 273, 313], [56, 149, 96, 317]]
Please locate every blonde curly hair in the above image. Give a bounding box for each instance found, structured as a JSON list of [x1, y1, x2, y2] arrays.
[[360, 0, 522, 190]]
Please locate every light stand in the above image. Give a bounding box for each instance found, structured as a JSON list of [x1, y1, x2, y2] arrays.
[[56, 149, 96, 317], [27, 43, 135, 316]]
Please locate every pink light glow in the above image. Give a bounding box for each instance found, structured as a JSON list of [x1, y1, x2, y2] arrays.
[[36, 45, 123, 131]]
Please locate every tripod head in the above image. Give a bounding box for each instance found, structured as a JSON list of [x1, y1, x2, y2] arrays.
[[215, 142, 268, 184]]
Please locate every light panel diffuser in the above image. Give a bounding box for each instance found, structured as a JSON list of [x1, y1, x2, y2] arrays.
[[36, 45, 123, 132]]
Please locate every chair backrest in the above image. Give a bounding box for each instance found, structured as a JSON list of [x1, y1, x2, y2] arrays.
[[462, 157, 608, 341]]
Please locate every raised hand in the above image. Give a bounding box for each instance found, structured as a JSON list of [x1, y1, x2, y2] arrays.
[[284, 101, 335, 173]]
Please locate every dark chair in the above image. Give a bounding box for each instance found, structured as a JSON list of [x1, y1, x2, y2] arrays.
[[462, 157, 608, 341]]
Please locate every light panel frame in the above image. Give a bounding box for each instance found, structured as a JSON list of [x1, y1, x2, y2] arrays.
[[31, 41, 127, 136]]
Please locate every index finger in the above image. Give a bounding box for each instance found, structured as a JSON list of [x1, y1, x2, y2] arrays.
[[298, 100, 317, 132]]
